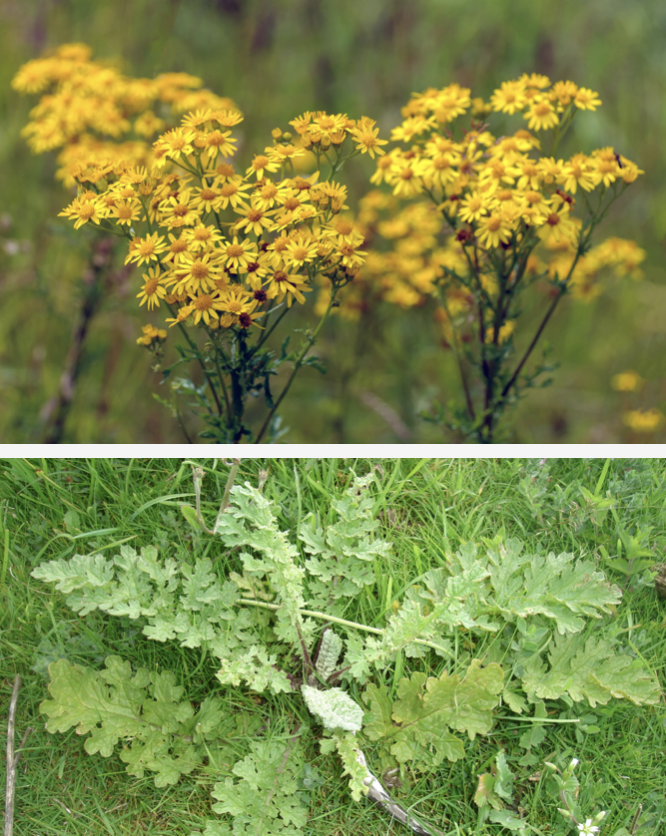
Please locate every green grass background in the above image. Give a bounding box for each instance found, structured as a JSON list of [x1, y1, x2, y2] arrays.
[[1, 456, 665, 835], [1, 0, 665, 442]]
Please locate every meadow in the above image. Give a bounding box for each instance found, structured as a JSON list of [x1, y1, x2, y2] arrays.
[[1, 457, 665, 835], [1, 0, 665, 442]]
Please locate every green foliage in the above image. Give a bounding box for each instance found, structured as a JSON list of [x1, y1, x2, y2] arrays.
[[326, 731, 370, 802], [314, 628, 343, 681], [521, 632, 661, 707], [298, 472, 392, 613], [39, 655, 228, 787], [301, 684, 364, 731], [363, 659, 504, 771], [28, 462, 664, 836], [196, 738, 310, 836]]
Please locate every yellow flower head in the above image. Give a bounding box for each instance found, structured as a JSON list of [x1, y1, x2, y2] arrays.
[[622, 409, 665, 433], [611, 370, 644, 392]]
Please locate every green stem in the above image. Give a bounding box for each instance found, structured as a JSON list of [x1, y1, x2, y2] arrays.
[[254, 303, 290, 352], [254, 288, 337, 443], [238, 598, 455, 658], [209, 331, 232, 420], [168, 304, 223, 418]]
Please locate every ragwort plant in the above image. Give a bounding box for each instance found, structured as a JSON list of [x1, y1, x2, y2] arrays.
[[29, 464, 661, 836], [329, 76, 645, 442], [14, 50, 646, 443], [13, 44, 383, 443]]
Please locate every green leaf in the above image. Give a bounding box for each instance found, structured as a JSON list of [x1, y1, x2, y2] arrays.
[[489, 809, 531, 833], [486, 540, 622, 635], [301, 684, 363, 731], [299, 473, 391, 613], [181, 504, 202, 530], [209, 739, 309, 836], [475, 773, 502, 810], [494, 750, 515, 801], [63, 510, 81, 534], [362, 660, 503, 771], [331, 731, 369, 802], [39, 657, 219, 787], [522, 634, 661, 707]]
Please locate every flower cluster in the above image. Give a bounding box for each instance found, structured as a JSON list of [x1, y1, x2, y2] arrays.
[[15, 43, 387, 442], [13, 42, 236, 187], [322, 190, 645, 341], [610, 369, 664, 435], [53, 107, 377, 336], [354, 76, 644, 322]]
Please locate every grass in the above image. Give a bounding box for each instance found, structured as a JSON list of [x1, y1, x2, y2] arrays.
[[1, 457, 665, 836]]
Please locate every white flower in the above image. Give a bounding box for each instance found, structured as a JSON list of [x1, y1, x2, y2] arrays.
[[569, 758, 580, 768], [578, 818, 600, 836]]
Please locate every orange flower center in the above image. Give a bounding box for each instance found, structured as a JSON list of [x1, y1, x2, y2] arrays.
[[145, 278, 160, 295], [226, 244, 244, 258], [547, 213, 561, 226], [335, 220, 354, 235], [247, 209, 263, 222], [487, 217, 501, 232], [200, 188, 217, 201], [206, 131, 227, 147], [139, 240, 156, 256], [252, 155, 269, 170], [194, 295, 212, 310], [190, 261, 209, 280]]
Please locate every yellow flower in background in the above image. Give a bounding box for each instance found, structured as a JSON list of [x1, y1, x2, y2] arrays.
[[622, 409, 665, 433], [611, 370, 644, 392]]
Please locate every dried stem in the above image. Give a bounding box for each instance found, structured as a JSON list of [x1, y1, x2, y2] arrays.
[[355, 748, 445, 836], [5, 675, 33, 836], [42, 236, 115, 443]]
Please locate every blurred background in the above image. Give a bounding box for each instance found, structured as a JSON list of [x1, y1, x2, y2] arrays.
[[1, 0, 665, 443]]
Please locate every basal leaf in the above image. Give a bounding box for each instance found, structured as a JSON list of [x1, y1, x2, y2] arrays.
[[521, 633, 661, 707], [40, 656, 220, 786], [301, 684, 363, 731], [210, 739, 308, 836], [363, 660, 502, 771]]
